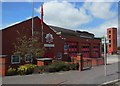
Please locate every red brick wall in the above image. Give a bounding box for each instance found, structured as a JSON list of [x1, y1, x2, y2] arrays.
[[107, 28, 117, 54], [64, 36, 101, 58], [2, 17, 64, 56], [0, 57, 7, 76]]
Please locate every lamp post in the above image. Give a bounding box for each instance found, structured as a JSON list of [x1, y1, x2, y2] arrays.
[[104, 37, 107, 76], [102, 36, 109, 76]]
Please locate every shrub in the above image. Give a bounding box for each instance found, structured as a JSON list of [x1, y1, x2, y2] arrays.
[[17, 65, 28, 75], [25, 64, 36, 74], [45, 65, 56, 72], [34, 66, 46, 73], [69, 63, 77, 70], [7, 66, 17, 76], [18, 64, 36, 75], [52, 60, 66, 72]]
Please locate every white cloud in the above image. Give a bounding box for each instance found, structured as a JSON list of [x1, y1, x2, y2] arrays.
[[88, 18, 118, 37], [35, 1, 117, 29], [35, 1, 92, 29], [85, 0, 119, 2], [83, 2, 117, 19]]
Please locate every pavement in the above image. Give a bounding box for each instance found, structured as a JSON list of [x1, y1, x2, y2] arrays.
[[1, 55, 120, 85], [107, 54, 120, 64]]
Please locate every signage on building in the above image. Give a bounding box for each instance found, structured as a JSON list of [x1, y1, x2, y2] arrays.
[[44, 44, 55, 47], [45, 33, 54, 43]]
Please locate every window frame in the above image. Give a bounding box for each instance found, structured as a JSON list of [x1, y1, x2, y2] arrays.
[[11, 55, 20, 64], [25, 54, 32, 63]]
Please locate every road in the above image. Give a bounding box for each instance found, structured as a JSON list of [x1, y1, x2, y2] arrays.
[[2, 55, 120, 85]]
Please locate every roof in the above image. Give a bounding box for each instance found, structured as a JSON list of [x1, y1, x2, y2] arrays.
[[49, 25, 79, 37], [49, 25, 95, 38], [2, 16, 95, 39], [2, 16, 40, 31]]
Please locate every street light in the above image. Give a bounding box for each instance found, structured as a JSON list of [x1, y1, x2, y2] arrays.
[[102, 36, 109, 76]]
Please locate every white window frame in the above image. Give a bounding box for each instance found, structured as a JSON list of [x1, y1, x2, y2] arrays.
[[25, 54, 32, 63], [11, 55, 20, 64]]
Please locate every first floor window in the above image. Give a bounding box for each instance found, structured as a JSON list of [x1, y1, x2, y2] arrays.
[[11, 55, 20, 64]]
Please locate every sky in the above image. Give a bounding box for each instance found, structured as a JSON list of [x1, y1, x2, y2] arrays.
[[0, 0, 120, 46]]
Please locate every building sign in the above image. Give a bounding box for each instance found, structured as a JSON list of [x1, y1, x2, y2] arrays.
[[44, 44, 55, 47], [45, 33, 54, 43]]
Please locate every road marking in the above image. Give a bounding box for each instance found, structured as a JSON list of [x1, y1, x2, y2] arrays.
[[102, 79, 120, 85]]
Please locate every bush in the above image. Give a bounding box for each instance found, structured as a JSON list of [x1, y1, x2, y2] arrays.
[[7, 66, 17, 76], [17, 65, 28, 75], [69, 63, 78, 70], [34, 66, 46, 73], [18, 64, 36, 75], [25, 64, 36, 74], [52, 60, 66, 72], [45, 65, 56, 72]]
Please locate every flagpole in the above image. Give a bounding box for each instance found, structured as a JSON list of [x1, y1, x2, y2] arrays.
[[41, 2, 44, 43], [32, 0, 34, 37]]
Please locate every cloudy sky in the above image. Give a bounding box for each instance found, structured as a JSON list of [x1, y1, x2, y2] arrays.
[[1, 0, 120, 46]]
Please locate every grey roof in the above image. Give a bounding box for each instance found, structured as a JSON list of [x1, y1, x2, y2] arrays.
[[49, 25, 94, 38]]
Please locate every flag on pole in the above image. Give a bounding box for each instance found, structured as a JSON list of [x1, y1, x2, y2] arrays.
[[41, 3, 44, 24], [41, 2, 44, 43]]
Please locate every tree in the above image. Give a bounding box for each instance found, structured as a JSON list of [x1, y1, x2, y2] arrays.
[[13, 30, 45, 61]]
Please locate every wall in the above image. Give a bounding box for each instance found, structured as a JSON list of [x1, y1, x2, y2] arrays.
[[107, 28, 117, 54]]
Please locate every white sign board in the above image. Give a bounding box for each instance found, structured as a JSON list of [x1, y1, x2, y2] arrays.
[[44, 44, 55, 47]]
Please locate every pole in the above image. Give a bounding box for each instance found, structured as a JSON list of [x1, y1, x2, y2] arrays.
[[104, 37, 107, 76], [32, 0, 34, 37], [41, 3, 44, 43], [42, 22, 43, 43], [80, 54, 83, 71]]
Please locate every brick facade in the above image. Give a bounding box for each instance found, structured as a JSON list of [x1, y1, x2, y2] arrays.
[[1, 17, 103, 76], [107, 27, 117, 54]]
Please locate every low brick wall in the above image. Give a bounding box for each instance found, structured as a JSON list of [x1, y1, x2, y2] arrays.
[[0, 55, 7, 76], [72, 56, 104, 71]]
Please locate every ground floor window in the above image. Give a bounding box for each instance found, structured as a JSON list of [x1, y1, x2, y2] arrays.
[[11, 55, 20, 64], [25, 54, 32, 62]]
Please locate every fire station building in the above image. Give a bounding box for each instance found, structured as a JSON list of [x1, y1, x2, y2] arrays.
[[0, 16, 103, 76]]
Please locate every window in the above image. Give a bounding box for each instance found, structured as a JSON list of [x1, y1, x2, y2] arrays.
[[11, 55, 20, 64], [109, 35, 111, 38], [109, 44, 111, 47], [109, 40, 111, 43], [25, 54, 32, 62], [109, 30, 111, 34]]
